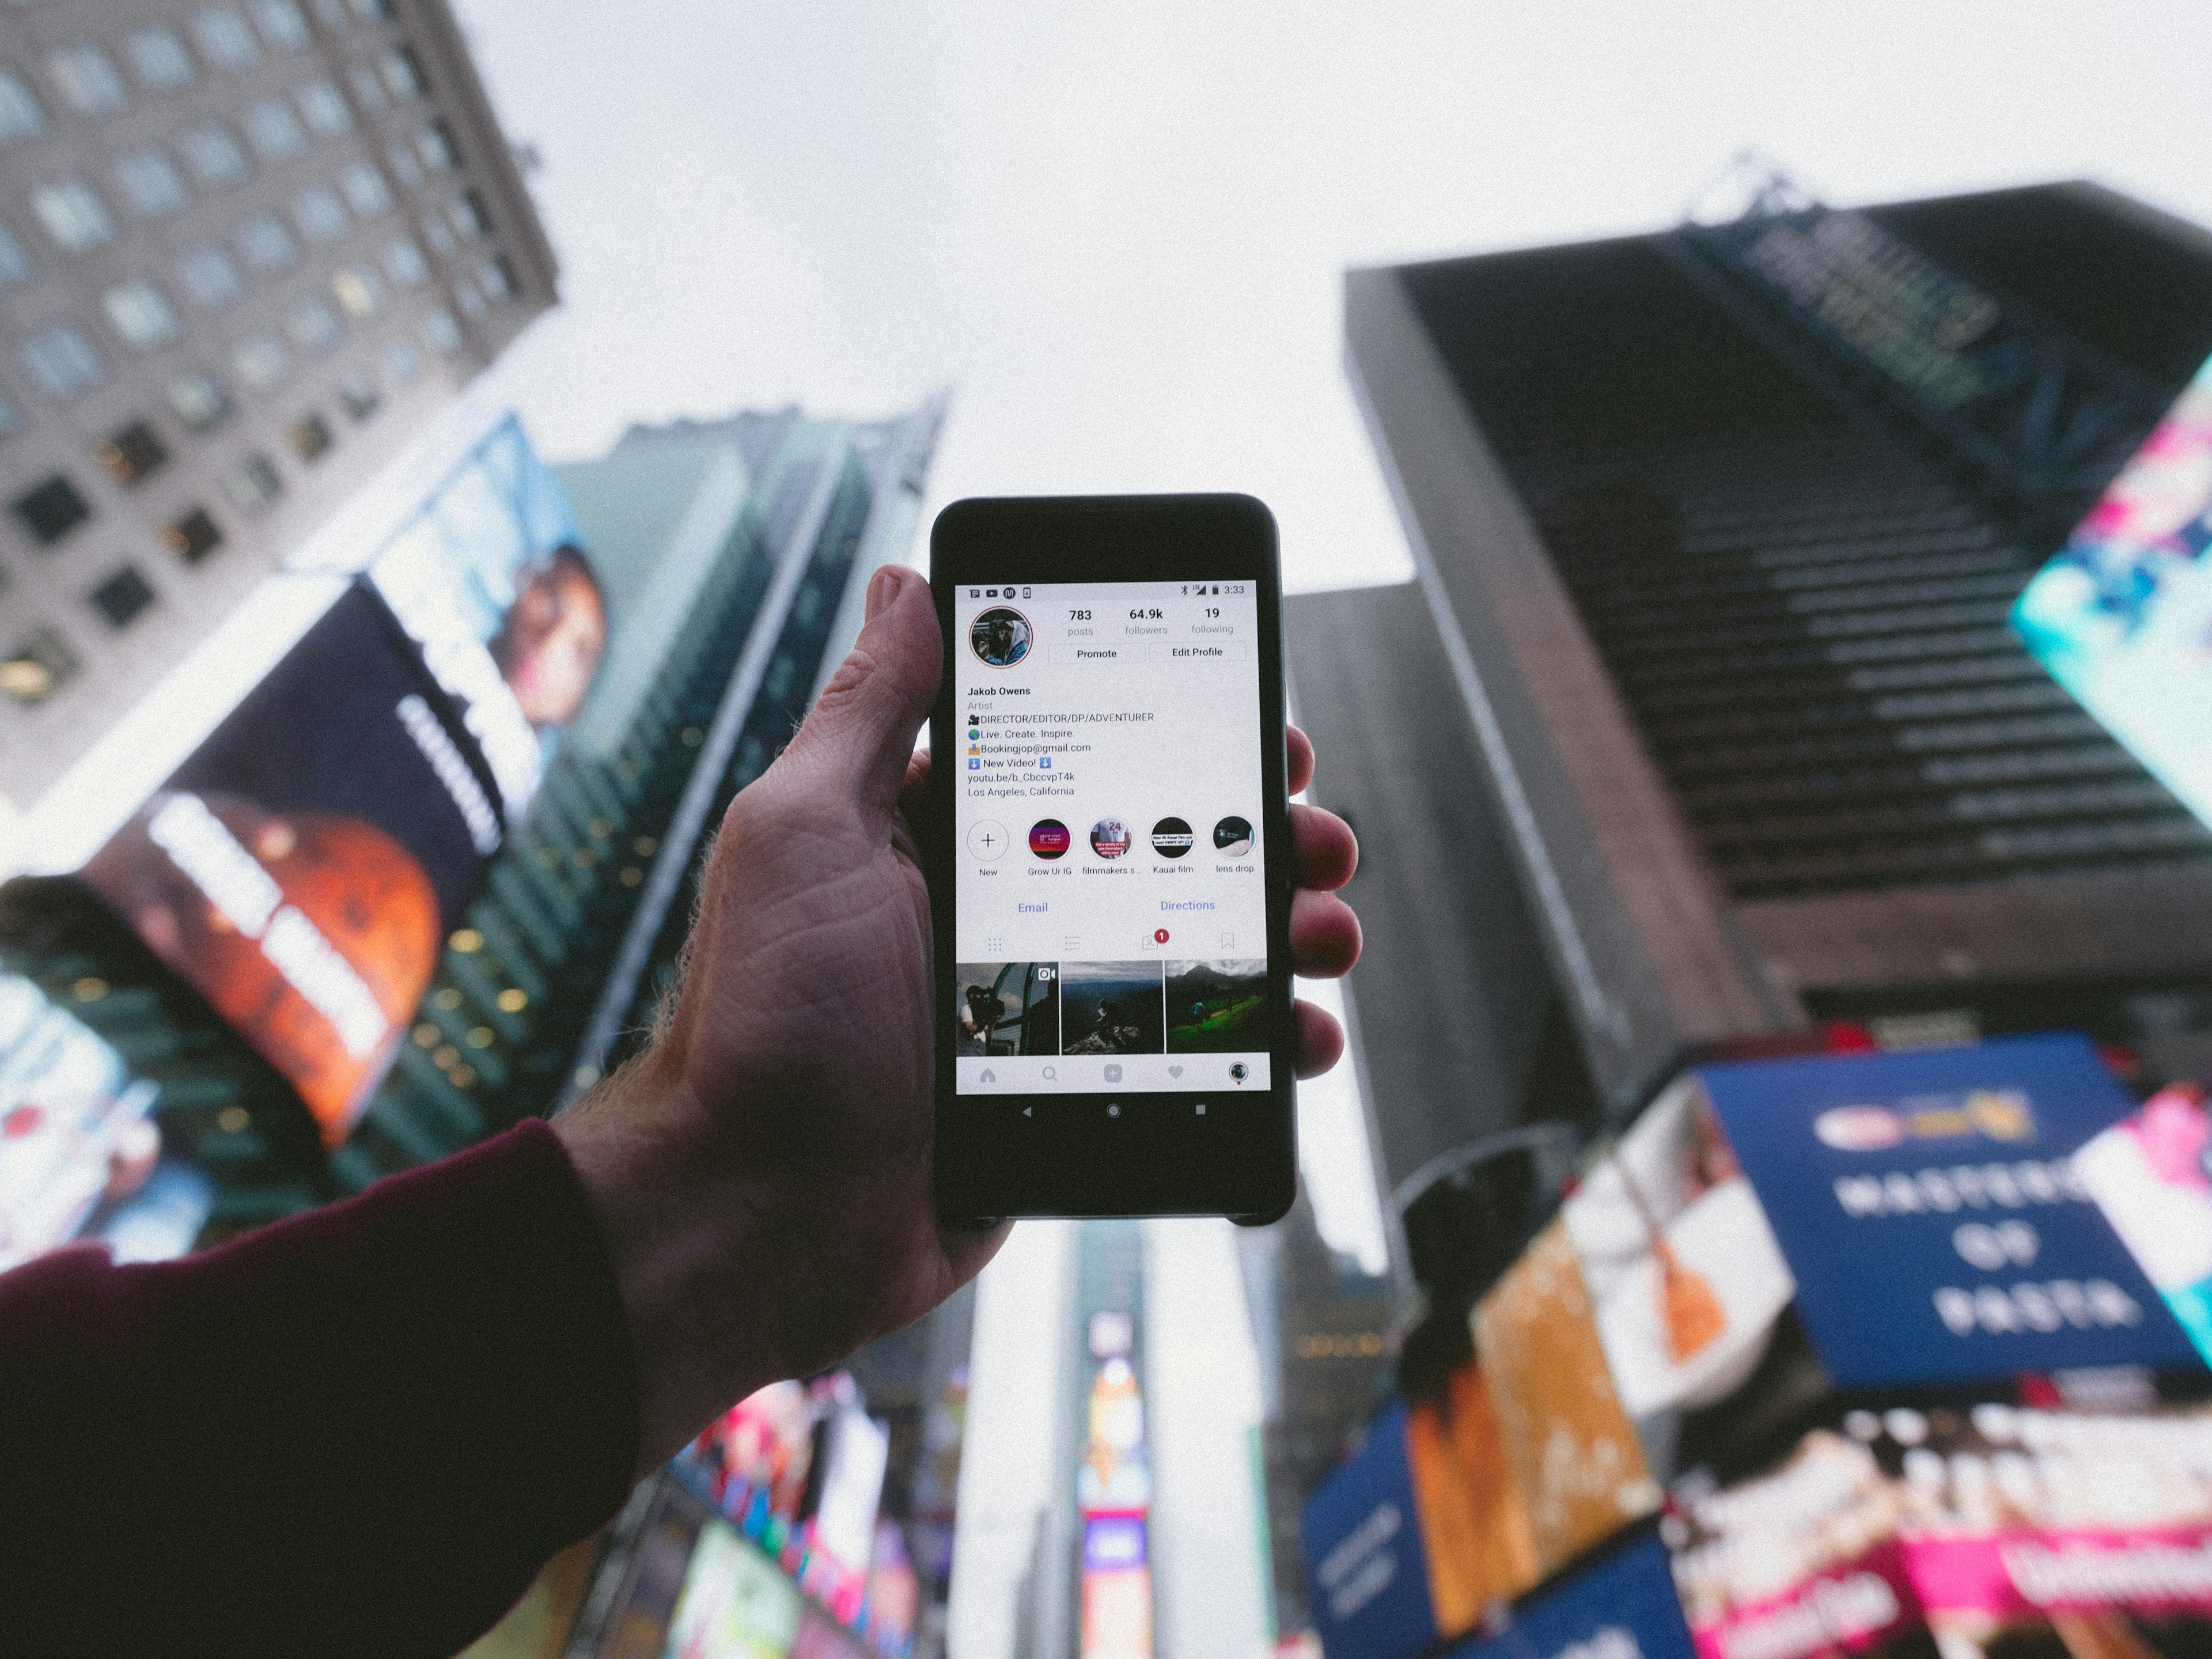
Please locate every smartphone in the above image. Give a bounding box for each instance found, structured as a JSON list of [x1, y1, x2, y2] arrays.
[[928, 494, 1297, 1224]]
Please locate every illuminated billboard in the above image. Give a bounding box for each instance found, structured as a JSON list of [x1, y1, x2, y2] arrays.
[[79, 584, 506, 1143], [2013, 354, 2212, 827]]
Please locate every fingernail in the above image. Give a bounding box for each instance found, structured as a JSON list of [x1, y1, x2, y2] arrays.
[[865, 566, 900, 621]]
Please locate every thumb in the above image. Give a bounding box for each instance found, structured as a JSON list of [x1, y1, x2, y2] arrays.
[[782, 565, 942, 813]]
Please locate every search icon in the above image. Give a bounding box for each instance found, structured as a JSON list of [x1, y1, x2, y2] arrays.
[[1042, 1066, 1056, 1081]]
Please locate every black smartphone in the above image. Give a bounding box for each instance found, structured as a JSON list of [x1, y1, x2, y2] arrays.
[[928, 494, 1297, 1224]]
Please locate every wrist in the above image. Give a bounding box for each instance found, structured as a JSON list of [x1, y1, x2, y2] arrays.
[[553, 1048, 788, 1478]]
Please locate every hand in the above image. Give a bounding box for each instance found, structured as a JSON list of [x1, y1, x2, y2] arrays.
[[556, 565, 1361, 1475]]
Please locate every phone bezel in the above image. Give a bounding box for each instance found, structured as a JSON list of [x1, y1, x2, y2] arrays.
[[927, 494, 1297, 1224]]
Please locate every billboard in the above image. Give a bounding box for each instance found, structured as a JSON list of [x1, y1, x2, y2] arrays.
[[363, 412, 601, 823], [2014, 354, 2212, 827], [1302, 1402, 1442, 1659], [1698, 1034, 2200, 1384], [1448, 1528, 1696, 1659], [2076, 1082, 2212, 1366]]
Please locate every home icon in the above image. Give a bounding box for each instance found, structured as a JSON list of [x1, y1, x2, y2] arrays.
[[979, 1069, 996, 1084]]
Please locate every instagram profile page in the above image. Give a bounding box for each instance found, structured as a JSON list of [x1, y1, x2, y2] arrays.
[[952, 579, 1272, 1097]]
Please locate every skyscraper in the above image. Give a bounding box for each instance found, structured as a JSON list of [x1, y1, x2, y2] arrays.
[[1325, 180, 2212, 1140], [0, 0, 554, 818]]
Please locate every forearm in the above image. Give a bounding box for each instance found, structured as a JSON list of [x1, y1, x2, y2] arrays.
[[0, 1119, 637, 1659]]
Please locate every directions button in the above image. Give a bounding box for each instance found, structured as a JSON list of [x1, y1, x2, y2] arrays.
[[967, 819, 1010, 861]]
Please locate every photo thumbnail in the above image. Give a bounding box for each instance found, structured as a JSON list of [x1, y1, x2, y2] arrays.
[[1089, 818, 1132, 859], [1029, 819, 1071, 859], [1165, 960, 1270, 1053], [1150, 817, 1192, 859], [1060, 962, 1165, 1055], [953, 961, 1059, 1058], [1213, 815, 1253, 857], [969, 606, 1031, 668]]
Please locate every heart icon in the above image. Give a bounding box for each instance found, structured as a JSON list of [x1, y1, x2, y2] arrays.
[[1168, 1065, 1183, 1078]]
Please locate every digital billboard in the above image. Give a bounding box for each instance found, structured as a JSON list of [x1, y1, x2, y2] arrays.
[[364, 412, 602, 824], [2013, 354, 2212, 827], [78, 585, 499, 1143]]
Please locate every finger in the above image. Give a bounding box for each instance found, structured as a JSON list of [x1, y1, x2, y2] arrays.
[[1294, 998, 1345, 1079], [1290, 802, 1357, 892], [1289, 888, 1361, 978], [1288, 724, 1315, 797], [900, 746, 931, 817], [781, 566, 942, 815]]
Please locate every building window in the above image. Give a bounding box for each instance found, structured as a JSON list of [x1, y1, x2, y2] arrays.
[[89, 566, 157, 629], [0, 221, 33, 289], [112, 149, 190, 218], [162, 505, 224, 563], [452, 273, 484, 320], [331, 264, 383, 317], [191, 6, 264, 72], [449, 191, 491, 240], [350, 0, 393, 20], [308, 0, 350, 26], [336, 368, 378, 421], [384, 138, 423, 190], [338, 159, 392, 218], [20, 322, 105, 398], [0, 392, 21, 440], [13, 474, 89, 544], [166, 371, 233, 431], [379, 335, 422, 385], [286, 411, 331, 460], [285, 296, 339, 353], [478, 254, 518, 304], [291, 184, 347, 244], [0, 69, 47, 146], [122, 25, 197, 92], [415, 120, 456, 173], [31, 180, 116, 255], [380, 236, 427, 289], [232, 333, 289, 389], [47, 44, 128, 118], [94, 419, 168, 485], [236, 212, 298, 272], [421, 211, 456, 257], [243, 97, 307, 162], [103, 281, 180, 351], [223, 453, 282, 514], [378, 44, 425, 101], [176, 243, 243, 310], [181, 122, 251, 189], [250, 0, 311, 51], [347, 61, 388, 115], [296, 77, 351, 138], [0, 628, 77, 703], [420, 309, 462, 356]]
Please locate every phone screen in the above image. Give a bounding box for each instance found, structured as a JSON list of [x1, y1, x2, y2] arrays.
[[950, 578, 1273, 1097]]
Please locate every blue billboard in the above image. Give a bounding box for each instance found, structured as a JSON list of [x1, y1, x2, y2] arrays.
[[1699, 1034, 2200, 1385], [1302, 1401, 1437, 1659], [1446, 1528, 1695, 1659]]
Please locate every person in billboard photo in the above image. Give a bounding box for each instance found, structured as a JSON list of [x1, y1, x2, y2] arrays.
[[489, 542, 611, 730], [0, 567, 1363, 1657]]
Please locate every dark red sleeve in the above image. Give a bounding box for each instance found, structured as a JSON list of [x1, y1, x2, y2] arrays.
[[0, 1117, 639, 1659]]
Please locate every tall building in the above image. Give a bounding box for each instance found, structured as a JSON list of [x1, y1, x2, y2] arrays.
[[338, 395, 945, 1190], [1323, 180, 2212, 1150], [0, 0, 554, 815]]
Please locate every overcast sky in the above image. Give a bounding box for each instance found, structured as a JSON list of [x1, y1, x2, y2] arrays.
[[455, 0, 2212, 598], [443, 0, 2212, 1275]]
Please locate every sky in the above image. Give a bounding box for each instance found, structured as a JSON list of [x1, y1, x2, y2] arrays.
[[444, 0, 2212, 1274]]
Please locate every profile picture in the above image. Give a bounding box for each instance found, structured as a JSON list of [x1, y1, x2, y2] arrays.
[[969, 606, 1032, 668], [1213, 815, 1253, 857], [1030, 819, 1071, 859], [1060, 962, 1166, 1056], [1150, 817, 1193, 859], [1090, 818, 1131, 859]]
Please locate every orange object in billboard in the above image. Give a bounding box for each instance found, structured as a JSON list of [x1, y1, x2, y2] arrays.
[[1404, 1356, 1541, 1634], [1474, 1217, 1661, 1575]]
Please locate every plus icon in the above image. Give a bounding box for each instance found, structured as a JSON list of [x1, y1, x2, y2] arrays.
[[967, 819, 1010, 862]]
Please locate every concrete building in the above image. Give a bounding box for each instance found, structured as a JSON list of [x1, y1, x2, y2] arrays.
[[1325, 180, 2212, 1149], [0, 0, 553, 813]]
